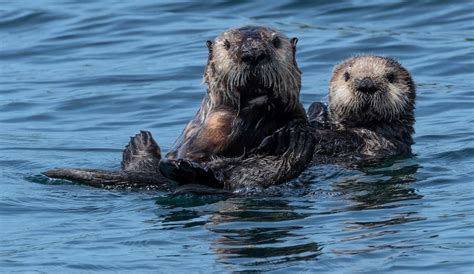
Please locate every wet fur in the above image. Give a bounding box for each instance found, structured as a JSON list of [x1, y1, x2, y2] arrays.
[[166, 25, 306, 162], [309, 55, 416, 165], [43, 26, 311, 192], [44, 124, 316, 193], [163, 122, 316, 191]]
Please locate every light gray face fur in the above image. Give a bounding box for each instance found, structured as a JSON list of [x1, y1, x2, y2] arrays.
[[204, 26, 301, 110], [329, 55, 415, 125]]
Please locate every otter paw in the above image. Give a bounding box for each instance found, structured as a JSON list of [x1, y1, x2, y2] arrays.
[[253, 121, 310, 156], [252, 127, 286, 156], [122, 130, 161, 173], [285, 125, 316, 164], [307, 102, 328, 126], [159, 158, 221, 188]]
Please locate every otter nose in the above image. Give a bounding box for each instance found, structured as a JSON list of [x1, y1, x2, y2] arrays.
[[355, 77, 377, 93], [241, 50, 268, 65]]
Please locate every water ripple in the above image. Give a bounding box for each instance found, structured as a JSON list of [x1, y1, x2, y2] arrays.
[[1, 0, 473, 273]]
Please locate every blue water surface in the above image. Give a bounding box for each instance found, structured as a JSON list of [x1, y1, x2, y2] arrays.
[[1, 0, 473, 273]]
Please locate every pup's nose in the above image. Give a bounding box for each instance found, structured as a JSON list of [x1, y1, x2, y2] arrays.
[[355, 77, 377, 93]]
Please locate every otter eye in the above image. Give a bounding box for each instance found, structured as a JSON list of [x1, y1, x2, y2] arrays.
[[344, 72, 350, 82], [387, 72, 396, 83], [272, 36, 281, 48], [223, 39, 230, 50]]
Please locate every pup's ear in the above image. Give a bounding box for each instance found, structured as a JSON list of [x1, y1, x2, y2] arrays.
[[206, 40, 213, 51]]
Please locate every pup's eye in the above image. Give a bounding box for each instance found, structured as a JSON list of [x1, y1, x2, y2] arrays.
[[224, 39, 230, 50], [387, 72, 396, 83], [344, 72, 350, 82], [272, 36, 281, 48]]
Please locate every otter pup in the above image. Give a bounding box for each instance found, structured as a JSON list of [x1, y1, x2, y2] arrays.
[[43, 26, 315, 191], [308, 55, 416, 164]]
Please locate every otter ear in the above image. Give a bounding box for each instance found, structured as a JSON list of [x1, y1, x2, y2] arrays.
[[290, 37, 298, 48], [206, 40, 213, 51], [290, 37, 300, 72], [206, 40, 213, 62], [204, 40, 214, 84]]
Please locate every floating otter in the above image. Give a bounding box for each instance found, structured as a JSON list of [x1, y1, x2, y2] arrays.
[[159, 25, 309, 180], [173, 54, 417, 184], [181, 55, 416, 189], [164, 25, 306, 162], [43, 127, 315, 193], [307, 55, 416, 165], [43, 26, 315, 192]]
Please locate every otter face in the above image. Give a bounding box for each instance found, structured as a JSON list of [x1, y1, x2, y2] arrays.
[[329, 55, 415, 125], [205, 26, 301, 109]]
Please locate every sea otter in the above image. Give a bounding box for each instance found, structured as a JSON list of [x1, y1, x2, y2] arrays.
[[163, 25, 305, 161], [307, 55, 416, 165], [180, 55, 416, 190], [43, 26, 315, 192], [174, 55, 416, 189], [159, 25, 308, 178]]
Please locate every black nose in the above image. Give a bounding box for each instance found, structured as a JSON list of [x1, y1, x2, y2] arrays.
[[355, 77, 377, 93], [241, 51, 268, 65]]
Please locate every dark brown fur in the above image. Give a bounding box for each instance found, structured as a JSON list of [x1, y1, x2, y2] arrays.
[[174, 55, 417, 189], [43, 26, 314, 193], [165, 25, 306, 163], [180, 55, 417, 191]]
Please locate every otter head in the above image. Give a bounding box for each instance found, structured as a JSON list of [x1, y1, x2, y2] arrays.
[[204, 25, 301, 110], [329, 55, 416, 127]]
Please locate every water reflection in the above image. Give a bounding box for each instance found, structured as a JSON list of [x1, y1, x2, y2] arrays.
[[327, 158, 425, 256], [207, 198, 322, 268], [334, 159, 422, 211], [152, 157, 423, 268], [154, 195, 322, 268]]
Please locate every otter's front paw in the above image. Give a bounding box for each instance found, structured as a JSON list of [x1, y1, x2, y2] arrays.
[[253, 121, 313, 156], [242, 95, 275, 111], [159, 158, 221, 188], [283, 125, 316, 164], [253, 127, 290, 156], [267, 125, 316, 185], [307, 102, 328, 127]]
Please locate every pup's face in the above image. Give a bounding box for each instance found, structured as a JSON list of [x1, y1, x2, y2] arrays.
[[329, 55, 415, 124]]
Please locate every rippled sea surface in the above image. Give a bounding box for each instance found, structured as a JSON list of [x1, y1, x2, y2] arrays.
[[1, 0, 473, 272]]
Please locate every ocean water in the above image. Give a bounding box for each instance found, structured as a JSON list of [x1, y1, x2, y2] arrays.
[[1, 0, 473, 273]]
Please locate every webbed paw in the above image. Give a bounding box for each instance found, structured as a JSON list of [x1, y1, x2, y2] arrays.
[[122, 130, 161, 173]]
